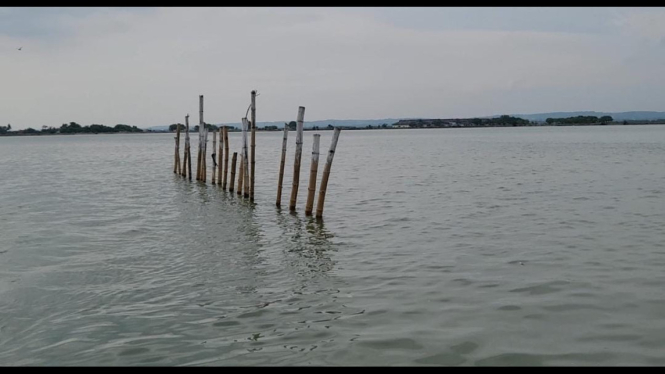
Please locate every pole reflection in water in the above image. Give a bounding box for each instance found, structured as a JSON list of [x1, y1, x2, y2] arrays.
[[134, 181, 365, 365]]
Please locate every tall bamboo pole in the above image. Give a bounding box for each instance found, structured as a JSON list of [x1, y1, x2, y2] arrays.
[[316, 128, 341, 219], [289, 106, 305, 211], [223, 126, 230, 190], [276, 124, 289, 207], [212, 130, 217, 184], [203, 126, 208, 183], [185, 115, 191, 180], [229, 152, 237, 192], [174, 123, 181, 174], [305, 134, 320, 216], [217, 127, 223, 185], [196, 127, 202, 181], [182, 118, 189, 178], [242, 118, 250, 199], [250, 90, 256, 201], [199, 95, 205, 182]]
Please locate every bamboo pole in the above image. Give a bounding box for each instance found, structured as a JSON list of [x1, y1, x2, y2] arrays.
[[242, 118, 250, 199], [217, 127, 223, 185], [289, 106, 305, 211], [305, 134, 320, 216], [212, 130, 217, 184], [229, 152, 237, 192], [237, 157, 244, 196], [182, 117, 189, 178], [196, 136, 202, 180], [198, 130, 203, 181], [276, 124, 289, 207], [178, 123, 182, 174], [195, 121, 200, 180], [199, 95, 205, 182], [223, 126, 229, 190], [186, 115, 191, 180], [316, 128, 341, 219], [203, 126, 208, 183], [250, 90, 256, 201], [174, 123, 181, 174]]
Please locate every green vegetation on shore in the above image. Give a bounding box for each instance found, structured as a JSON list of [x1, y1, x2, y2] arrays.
[[1, 122, 143, 135], [59, 122, 143, 133], [5, 114, 665, 136], [392, 115, 531, 129], [168, 123, 220, 132], [545, 116, 613, 125]]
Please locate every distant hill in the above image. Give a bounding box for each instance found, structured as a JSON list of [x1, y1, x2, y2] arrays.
[[505, 111, 665, 122]]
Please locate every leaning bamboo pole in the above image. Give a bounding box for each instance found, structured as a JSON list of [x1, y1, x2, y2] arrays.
[[289, 107, 305, 211], [222, 126, 230, 190], [316, 128, 341, 219], [212, 130, 217, 184], [250, 90, 256, 201], [276, 124, 289, 207], [229, 152, 237, 192], [174, 123, 181, 174], [242, 118, 250, 199], [305, 134, 320, 216], [217, 127, 223, 185]]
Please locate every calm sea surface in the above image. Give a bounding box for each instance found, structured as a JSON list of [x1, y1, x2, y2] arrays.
[[1, 126, 665, 366]]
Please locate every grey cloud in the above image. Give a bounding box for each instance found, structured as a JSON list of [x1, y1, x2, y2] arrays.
[[1, 7, 664, 130]]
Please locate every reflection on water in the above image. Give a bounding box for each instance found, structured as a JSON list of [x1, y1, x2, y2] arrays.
[[276, 209, 336, 280]]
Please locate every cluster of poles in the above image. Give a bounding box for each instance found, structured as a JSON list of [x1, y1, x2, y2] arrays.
[[173, 92, 341, 219]]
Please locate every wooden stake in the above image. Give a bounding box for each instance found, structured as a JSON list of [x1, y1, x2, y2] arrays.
[[195, 124, 200, 180], [237, 157, 244, 196], [174, 123, 181, 174], [182, 145, 187, 177], [223, 126, 229, 190], [211, 130, 217, 184], [316, 128, 341, 219], [182, 117, 189, 178], [276, 124, 289, 207], [196, 138, 202, 181], [199, 95, 205, 182], [203, 126, 208, 183], [242, 118, 250, 199], [185, 115, 191, 180], [217, 127, 223, 185], [289, 106, 305, 211], [250, 90, 256, 201], [229, 152, 237, 192], [305, 134, 320, 216], [194, 129, 198, 180]]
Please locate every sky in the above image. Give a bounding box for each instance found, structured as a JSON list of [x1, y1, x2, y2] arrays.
[[2, 7, 665, 129]]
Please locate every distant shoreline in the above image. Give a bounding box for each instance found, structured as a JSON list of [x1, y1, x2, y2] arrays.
[[0, 132, 156, 137], [2, 121, 664, 137]]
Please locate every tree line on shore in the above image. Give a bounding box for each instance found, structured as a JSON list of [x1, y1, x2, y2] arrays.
[[545, 116, 613, 124], [9, 114, 660, 136], [168, 123, 218, 132], [1, 122, 143, 135]]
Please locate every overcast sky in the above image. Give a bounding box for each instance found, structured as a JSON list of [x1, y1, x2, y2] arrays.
[[2, 7, 665, 129]]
